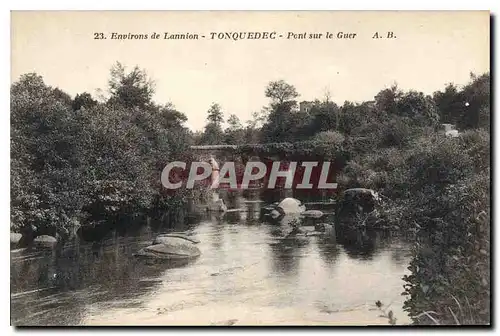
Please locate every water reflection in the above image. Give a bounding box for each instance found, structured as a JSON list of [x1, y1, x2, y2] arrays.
[[336, 228, 380, 260], [11, 209, 412, 326], [316, 235, 341, 266], [268, 236, 310, 278], [11, 226, 183, 326]]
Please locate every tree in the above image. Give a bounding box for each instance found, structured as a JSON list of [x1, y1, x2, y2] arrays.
[[243, 111, 264, 144], [226, 114, 242, 131], [265, 80, 299, 105], [107, 62, 155, 108], [396, 91, 439, 126], [261, 101, 296, 142], [72, 92, 98, 111], [261, 80, 303, 142], [11, 73, 86, 239], [10, 67, 193, 244], [338, 101, 365, 135], [433, 83, 461, 124], [206, 103, 224, 125], [157, 103, 188, 128], [457, 73, 490, 130], [308, 101, 340, 134], [52, 88, 73, 107], [200, 103, 225, 145], [225, 114, 244, 145], [374, 84, 402, 116]]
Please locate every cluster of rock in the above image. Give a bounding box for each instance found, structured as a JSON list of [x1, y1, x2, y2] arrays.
[[261, 197, 327, 221], [260, 197, 335, 238]]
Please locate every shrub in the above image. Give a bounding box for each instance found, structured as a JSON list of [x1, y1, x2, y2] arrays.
[[403, 170, 490, 325]]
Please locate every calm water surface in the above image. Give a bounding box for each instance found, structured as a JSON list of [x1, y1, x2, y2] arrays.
[[11, 212, 413, 326]]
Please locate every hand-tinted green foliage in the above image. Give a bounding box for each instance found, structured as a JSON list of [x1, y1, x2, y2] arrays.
[[11, 66, 192, 240]]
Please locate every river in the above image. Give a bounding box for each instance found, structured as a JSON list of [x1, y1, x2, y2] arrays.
[[11, 210, 413, 326]]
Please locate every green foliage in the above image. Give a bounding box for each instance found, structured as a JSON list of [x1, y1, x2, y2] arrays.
[[433, 73, 490, 130], [199, 103, 225, 145], [206, 103, 224, 125], [72, 92, 97, 111], [433, 83, 462, 124], [265, 79, 299, 105], [225, 114, 245, 145], [329, 112, 490, 325], [11, 66, 191, 239], [402, 170, 490, 325], [261, 101, 301, 142], [395, 91, 439, 126], [11, 66, 490, 324], [309, 101, 340, 132], [387, 129, 491, 324], [235, 139, 347, 161], [374, 84, 402, 115], [313, 130, 345, 146], [107, 62, 155, 109], [458, 73, 490, 130]]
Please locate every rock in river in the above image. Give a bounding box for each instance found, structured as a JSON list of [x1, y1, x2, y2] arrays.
[[135, 237, 201, 260], [33, 235, 58, 249], [301, 210, 325, 219], [277, 198, 306, 214], [154, 233, 200, 245], [10, 232, 22, 248]]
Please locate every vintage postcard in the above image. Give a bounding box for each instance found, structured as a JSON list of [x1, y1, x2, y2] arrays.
[[10, 10, 490, 326]]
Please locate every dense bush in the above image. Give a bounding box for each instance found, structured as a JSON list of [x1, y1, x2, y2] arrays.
[[11, 64, 192, 242], [402, 169, 490, 324], [395, 129, 490, 324]]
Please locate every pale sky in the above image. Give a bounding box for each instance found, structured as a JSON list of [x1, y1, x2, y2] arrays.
[[11, 11, 490, 131]]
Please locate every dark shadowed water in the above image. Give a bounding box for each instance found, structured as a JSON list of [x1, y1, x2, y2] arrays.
[[11, 211, 413, 326]]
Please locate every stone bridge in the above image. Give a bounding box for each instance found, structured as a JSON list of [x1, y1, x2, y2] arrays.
[[189, 144, 338, 210]]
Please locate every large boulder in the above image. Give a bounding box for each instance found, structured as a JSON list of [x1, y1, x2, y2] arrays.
[[301, 210, 325, 219], [135, 237, 201, 260], [10, 232, 22, 248], [263, 198, 306, 223], [154, 234, 200, 245], [336, 188, 384, 228], [277, 198, 306, 214], [260, 202, 279, 218], [33, 235, 58, 249]]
